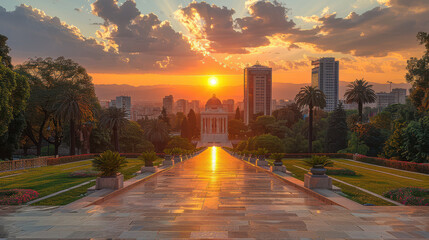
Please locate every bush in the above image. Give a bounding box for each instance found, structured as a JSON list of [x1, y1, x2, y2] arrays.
[[270, 153, 284, 162], [303, 155, 333, 168], [325, 167, 356, 176], [0, 189, 39, 205], [384, 187, 429, 206], [69, 170, 100, 178], [92, 150, 127, 177], [253, 134, 284, 153], [353, 154, 429, 174], [139, 151, 158, 167], [166, 136, 194, 150]]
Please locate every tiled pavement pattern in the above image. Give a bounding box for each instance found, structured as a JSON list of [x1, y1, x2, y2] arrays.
[[1, 147, 428, 239]]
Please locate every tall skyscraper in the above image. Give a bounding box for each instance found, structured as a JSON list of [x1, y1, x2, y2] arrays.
[[311, 57, 339, 111], [244, 62, 272, 124], [115, 96, 131, 120], [163, 95, 174, 114]]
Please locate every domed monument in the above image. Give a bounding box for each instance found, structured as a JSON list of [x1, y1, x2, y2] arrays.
[[197, 94, 232, 147]]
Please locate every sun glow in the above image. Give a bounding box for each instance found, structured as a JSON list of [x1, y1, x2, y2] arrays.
[[208, 76, 218, 86], [211, 146, 217, 172]]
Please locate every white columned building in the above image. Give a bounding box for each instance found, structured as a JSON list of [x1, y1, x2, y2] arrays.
[[197, 95, 232, 148]]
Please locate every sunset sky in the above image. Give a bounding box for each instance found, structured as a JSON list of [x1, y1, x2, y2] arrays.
[[1, 0, 427, 87]]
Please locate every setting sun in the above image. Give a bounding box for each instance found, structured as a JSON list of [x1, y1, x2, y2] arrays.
[[208, 76, 218, 86]]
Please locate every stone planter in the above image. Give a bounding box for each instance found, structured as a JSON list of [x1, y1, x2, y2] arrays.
[[141, 166, 158, 173], [249, 157, 257, 163], [273, 161, 283, 166], [257, 160, 269, 167], [173, 156, 181, 163], [304, 173, 332, 189], [96, 173, 124, 190], [310, 166, 327, 175]]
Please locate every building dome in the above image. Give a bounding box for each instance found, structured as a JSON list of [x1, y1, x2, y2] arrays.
[[205, 94, 222, 110]]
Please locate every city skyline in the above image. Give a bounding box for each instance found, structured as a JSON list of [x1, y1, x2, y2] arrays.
[[1, 0, 428, 88]]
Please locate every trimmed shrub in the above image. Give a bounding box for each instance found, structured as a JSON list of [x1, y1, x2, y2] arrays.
[[325, 167, 356, 176], [0, 189, 39, 205], [384, 187, 429, 206], [92, 150, 127, 177], [353, 154, 429, 174]]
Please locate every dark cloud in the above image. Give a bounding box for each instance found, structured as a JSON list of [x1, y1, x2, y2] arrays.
[[0, 3, 227, 74], [177, 1, 295, 53], [0, 5, 123, 72], [178, 0, 429, 56]]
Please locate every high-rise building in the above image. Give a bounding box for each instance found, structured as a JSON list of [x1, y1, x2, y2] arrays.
[[311, 57, 339, 112], [176, 99, 187, 114], [222, 99, 235, 113], [244, 63, 272, 124], [115, 96, 131, 120], [163, 95, 174, 114], [376, 88, 407, 109], [391, 88, 407, 104]]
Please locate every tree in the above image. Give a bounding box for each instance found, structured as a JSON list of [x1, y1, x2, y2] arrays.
[[0, 34, 12, 69], [100, 107, 128, 152], [250, 115, 276, 135], [252, 134, 284, 153], [283, 120, 308, 153], [89, 126, 112, 153], [228, 119, 247, 139], [401, 116, 429, 163], [180, 117, 191, 140], [54, 88, 93, 155], [338, 133, 369, 155], [235, 107, 241, 120], [166, 136, 194, 150], [360, 124, 388, 157], [406, 32, 429, 112], [370, 112, 392, 131], [295, 86, 326, 153], [19, 57, 97, 155], [159, 107, 170, 127], [0, 66, 30, 159], [344, 79, 376, 123], [119, 121, 152, 153], [143, 119, 169, 152], [383, 121, 406, 160], [272, 103, 302, 127], [187, 109, 198, 139], [325, 103, 348, 153]]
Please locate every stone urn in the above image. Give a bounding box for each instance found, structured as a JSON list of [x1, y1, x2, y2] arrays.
[[310, 165, 327, 175], [273, 161, 283, 166], [96, 173, 124, 190]]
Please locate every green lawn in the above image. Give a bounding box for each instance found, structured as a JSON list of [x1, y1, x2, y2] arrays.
[[278, 158, 429, 206], [1, 158, 163, 205]]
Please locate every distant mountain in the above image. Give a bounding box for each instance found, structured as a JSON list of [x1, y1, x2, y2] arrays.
[[95, 81, 411, 104]]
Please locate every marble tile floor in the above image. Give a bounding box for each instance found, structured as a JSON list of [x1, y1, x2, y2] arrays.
[[0, 147, 428, 239]]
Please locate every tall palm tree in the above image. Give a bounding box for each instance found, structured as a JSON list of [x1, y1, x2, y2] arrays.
[[55, 89, 92, 155], [344, 79, 376, 123], [100, 107, 128, 152], [295, 86, 326, 153], [143, 119, 169, 152]]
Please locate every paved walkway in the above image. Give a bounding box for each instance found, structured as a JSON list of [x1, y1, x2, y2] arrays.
[[1, 147, 428, 239]]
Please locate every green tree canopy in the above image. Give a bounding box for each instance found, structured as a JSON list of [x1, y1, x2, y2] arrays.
[[228, 119, 247, 139], [250, 115, 276, 135], [187, 109, 198, 139], [401, 116, 429, 163], [344, 79, 376, 123], [252, 134, 284, 153], [119, 121, 153, 153], [325, 103, 348, 153], [100, 107, 128, 152], [406, 32, 429, 112], [143, 119, 169, 152], [166, 136, 194, 150]]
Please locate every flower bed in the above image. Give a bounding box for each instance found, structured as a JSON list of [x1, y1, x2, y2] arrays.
[[384, 187, 429, 206], [69, 170, 100, 178], [0, 189, 39, 205], [325, 167, 356, 176]]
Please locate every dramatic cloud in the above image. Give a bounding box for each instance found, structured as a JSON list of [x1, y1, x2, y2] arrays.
[[178, 0, 429, 57], [0, 5, 123, 71], [288, 0, 429, 56], [176, 1, 295, 54], [0, 2, 229, 74]]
